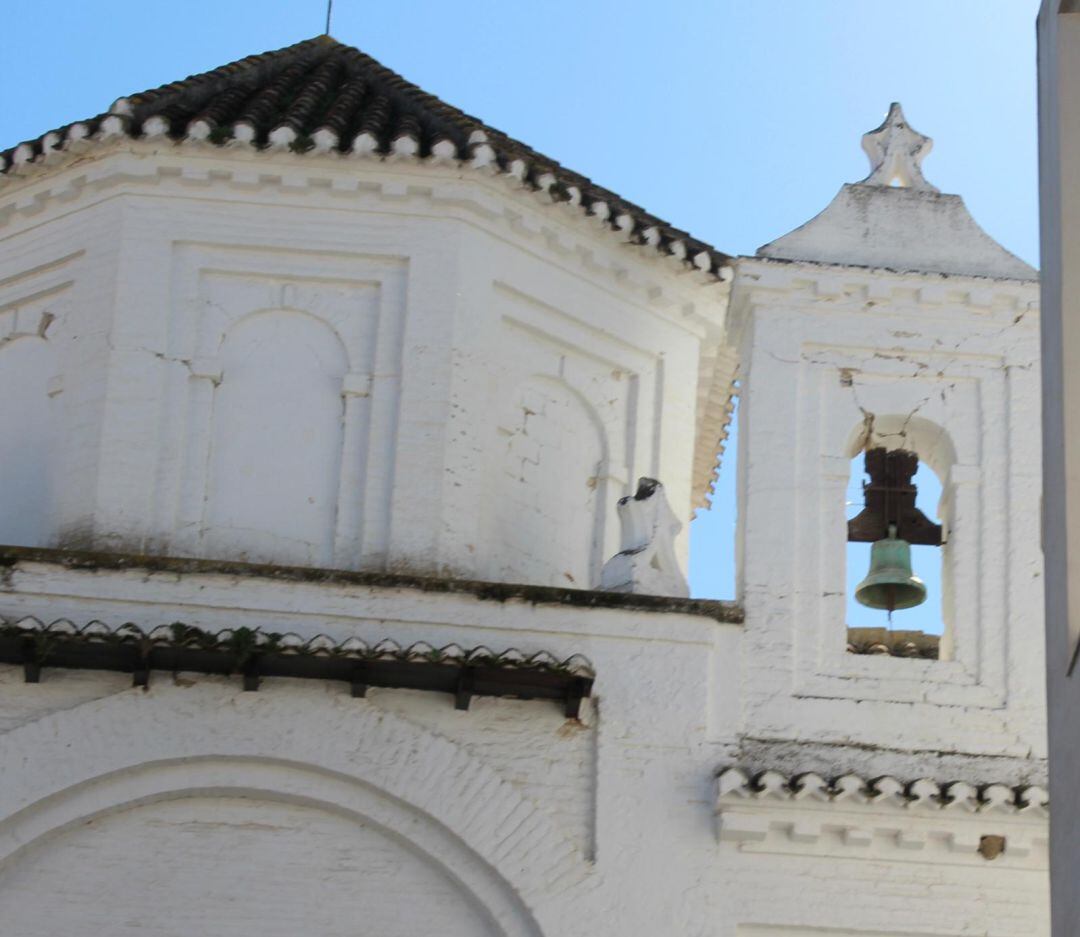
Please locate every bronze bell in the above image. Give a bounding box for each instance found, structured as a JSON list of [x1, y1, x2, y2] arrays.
[[854, 525, 927, 612]]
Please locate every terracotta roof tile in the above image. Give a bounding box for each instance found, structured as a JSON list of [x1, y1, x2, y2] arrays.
[[0, 615, 595, 676], [0, 616, 595, 714], [847, 626, 940, 659], [717, 766, 1048, 815], [0, 35, 732, 277]]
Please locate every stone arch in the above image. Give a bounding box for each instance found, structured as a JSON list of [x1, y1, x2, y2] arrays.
[[0, 334, 59, 547], [493, 375, 610, 588], [844, 413, 957, 485], [202, 308, 350, 566], [0, 686, 586, 933]]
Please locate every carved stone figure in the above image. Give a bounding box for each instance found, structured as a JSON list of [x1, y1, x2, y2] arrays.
[[599, 478, 689, 597]]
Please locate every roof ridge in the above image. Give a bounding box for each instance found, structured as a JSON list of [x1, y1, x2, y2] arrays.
[[110, 36, 336, 119]]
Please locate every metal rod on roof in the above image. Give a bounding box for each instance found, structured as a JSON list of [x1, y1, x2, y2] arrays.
[[325, 0, 333, 35]]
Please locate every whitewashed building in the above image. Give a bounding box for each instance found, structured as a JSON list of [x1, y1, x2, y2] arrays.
[[0, 37, 1049, 936]]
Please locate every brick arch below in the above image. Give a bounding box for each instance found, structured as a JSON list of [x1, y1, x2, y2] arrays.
[[0, 687, 590, 934]]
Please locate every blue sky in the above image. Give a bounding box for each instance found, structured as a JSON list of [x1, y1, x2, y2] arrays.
[[2, 1, 1041, 628]]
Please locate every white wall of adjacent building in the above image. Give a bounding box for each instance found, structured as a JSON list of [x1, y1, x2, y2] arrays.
[[1038, 3, 1080, 935]]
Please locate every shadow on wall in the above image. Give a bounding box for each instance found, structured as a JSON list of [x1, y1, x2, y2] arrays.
[[0, 335, 59, 547]]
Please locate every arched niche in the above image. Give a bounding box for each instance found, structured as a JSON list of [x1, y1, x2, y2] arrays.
[[0, 335, 59, 547], [202, 310, 349, 566], [493, 376, 609, 588], [843, 415, 957, 658]]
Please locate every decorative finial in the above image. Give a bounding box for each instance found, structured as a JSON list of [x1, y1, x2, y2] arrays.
[[859, 103, 938, 192]]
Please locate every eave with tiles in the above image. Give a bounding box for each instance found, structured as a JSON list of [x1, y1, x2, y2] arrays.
[[716, 767, 1049, 867], [0, 130, 737, 512]]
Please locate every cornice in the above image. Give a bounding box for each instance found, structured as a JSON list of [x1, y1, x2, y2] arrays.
[[0, 132, 734, 284], [731, 254, 1039, 325], [0, 545, 746, 624], [692, 349, 738, 512], [0, 145, 735, 334], [0, 616, 595, 716], [717, 767, 1048, 865]]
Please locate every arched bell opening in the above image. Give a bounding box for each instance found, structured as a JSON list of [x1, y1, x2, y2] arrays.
[[842, 417, 955, 659]]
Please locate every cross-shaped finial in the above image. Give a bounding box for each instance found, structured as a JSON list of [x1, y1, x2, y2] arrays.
[[859, 103, 938, 192]]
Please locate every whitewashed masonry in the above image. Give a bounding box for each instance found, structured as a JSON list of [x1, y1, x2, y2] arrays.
[[0, 118, 734, 588], [0, 42, 1050, 937]]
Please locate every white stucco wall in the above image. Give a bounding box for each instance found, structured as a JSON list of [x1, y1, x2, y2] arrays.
[[0, 143, 732, 588], [0, 558, 1051, 937], [730, 257, 1045, 782], [0, 110, 1052, 937]]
